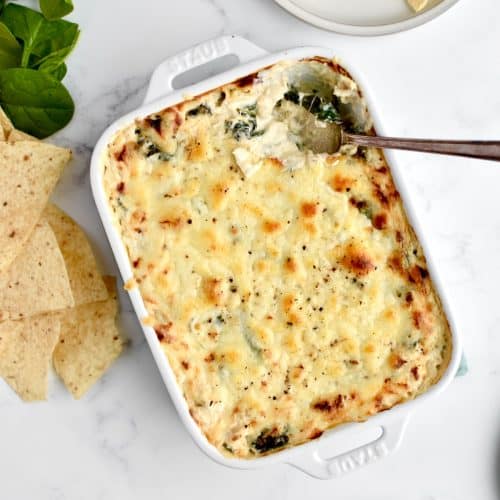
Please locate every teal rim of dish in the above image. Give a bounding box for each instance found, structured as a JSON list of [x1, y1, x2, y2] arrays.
[[456, 354, 468, 377]]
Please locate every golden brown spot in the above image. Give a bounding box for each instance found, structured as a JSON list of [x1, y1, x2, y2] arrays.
[[364, 343, 375, 353], [159, 217, 182, 228], [303, 222, 317, 235], [340, 243, 375, 276], [284, 256, 297, 273], [262, 220, 280, 233], [389, 353, 407, 369], [114, 145, 127, 162], [329, 174, 353, 192], [409, 265, 429, 286], [312, 394, 344, 413], [412, 310, 425, 330], [203, 277, 225, 306], [287, 312, 301, 325], [255, 260, 267, 273], [388, 252, 404, 275], [234, 72, 259, 87], [373, 213, 387, 230], [131, 209, 146, 225], [373, 184, 389, 206], [181, 360, 189, 370], [221, 349, 240, 364], [266, 157, 284, 169], [154, 322, 173, 343], [309, 429, 324, 440], [282, 294, 295, 312], [411, 366, 420, 380], [185, 128, 210, 161], [300, 202, 318, 218], [205, 352, 215, 363]]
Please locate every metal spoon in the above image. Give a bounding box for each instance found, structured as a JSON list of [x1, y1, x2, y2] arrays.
[[302, 113, 500, 161]]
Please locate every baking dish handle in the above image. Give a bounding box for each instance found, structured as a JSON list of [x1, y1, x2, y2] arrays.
[[287, 415, 410, 479], [143, 35, 268, 104]]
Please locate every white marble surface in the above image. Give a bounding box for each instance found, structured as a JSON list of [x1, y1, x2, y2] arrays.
[[2, 0, 500, 498]]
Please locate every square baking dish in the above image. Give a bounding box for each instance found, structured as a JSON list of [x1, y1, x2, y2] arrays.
[[90, 35, 462, 479]]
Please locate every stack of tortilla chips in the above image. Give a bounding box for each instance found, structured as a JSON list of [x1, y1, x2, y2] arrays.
[[0, 108, 125, 401]]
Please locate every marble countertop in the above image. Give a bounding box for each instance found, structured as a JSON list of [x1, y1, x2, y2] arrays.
[[2, 0, 500, 498]]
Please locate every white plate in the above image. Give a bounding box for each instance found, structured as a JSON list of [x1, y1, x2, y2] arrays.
[[273, 0, 461, 35]]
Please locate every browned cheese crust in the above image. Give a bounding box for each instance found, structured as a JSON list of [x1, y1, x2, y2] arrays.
[[102, 58, 452, 458]]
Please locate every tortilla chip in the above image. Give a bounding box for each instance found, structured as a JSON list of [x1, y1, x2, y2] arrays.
[[0, 314, 61, 401], [43, 204, 108, 306], [8, 129, 38, 142], [0, 106, 13, 140], [0, 221, 75, 320], [53, 277, 124, 399], [0, 141, 71, 273]]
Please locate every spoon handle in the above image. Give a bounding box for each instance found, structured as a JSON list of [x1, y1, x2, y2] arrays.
[[346, 134, 500, 162]]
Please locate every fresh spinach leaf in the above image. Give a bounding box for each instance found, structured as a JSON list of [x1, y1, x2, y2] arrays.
[[0, 67, 74, 138], [252, 429, 289, 453], [186, 103, 211, 118], [40, 0, 73, 20], [40, 59, 66, 80], [1, 4, 45, 67], [29, 18, 79, 65], [284, 86, 342, 125], [316, 101, 341, 124], [0, 1, 5, 14], [0, 4, 78, 68], [0, 21, 21, 69], [225, 103, 263, 140]]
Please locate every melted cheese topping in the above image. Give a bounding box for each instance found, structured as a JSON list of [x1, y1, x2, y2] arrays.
[[103, 59, 451, 458]]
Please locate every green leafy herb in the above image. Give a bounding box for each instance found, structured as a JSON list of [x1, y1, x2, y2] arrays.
[[1, 4, 79, 68], [222, 442, 234, 454], [0, 67, 74, 138], [316, 101, 342, 123], [284, 86, 342, 125], [39, 59, 67, 80], [252, 429, 289, 453], [40, 0, 73, 21], [243, 328, 262, 357], [186, 103, 211, 118], [0, 21, 21, 69], [238, 103, 256, 118], [135, 128, 173, 161], [225, 103, 263, 141], [353, 199, 373, 221], [0, 2, 79, 137]]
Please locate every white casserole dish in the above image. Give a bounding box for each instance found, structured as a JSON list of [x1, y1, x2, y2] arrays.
[[90, 35, 462, 479]]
